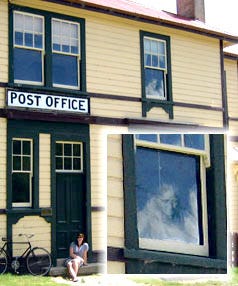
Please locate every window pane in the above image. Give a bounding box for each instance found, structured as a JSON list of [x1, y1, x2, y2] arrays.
[[184, 135, 205, 150], [56, 157, 63, 170], [73, 144, 81, 156], [15, 31, 23, 45], [152, 55, 158, 67], [14, 48, 42, 83], [73, 158, 81, 170], [64, 144, 72, 156], [135, 147, 201, 245], [159, 56, 166, 69], [160, 134, 181, 146], [13, 156, 21, 171], [158, 41, 165, 54], [56, 143, 63, 156], [13, 140, 21, 154], [144, 38, 150, 53], [24, 15, 33, 31], [23, 157, 30, 171], [14, 13, 24, 30], [23, 141, 31, 155], [151, 40, 158, 54], [145, 68, 165, 99], [12, 173, 30, 203], [34, 34, 43, 49], [52, 54, 78, 87], [64, 158, 72, 170], [135, 134, 158, 142], [25, 32, 33, 47]]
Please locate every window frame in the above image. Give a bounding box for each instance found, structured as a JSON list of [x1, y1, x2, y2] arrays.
[[55, 141, 83, 173], [134, 134, 209, 256], [9, 5, 86, 92], [140, 31, 173, 119], [13, 10, 45, 86], [11, 138, 33, 208], [51, 18, 81, 89]]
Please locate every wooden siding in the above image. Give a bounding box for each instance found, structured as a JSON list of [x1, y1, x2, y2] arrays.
[[39, 134, 51, 208], [0, 215, 7, 242], [107, 135, 124, 248], [0, 118, 7, 209], [12, 216, 51, 256], [225, 59, 238, 121], [228, 141, 238, 233], [9, 0, 223, 127], [89, 124, 107, 251], [0, 0, 8, 85], [107, 261, 125, 274]]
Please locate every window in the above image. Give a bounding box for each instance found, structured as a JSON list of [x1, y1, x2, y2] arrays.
[[140, 31, 173, 118], [144, 37, 167, 99], [134, 134, 209, 256], [55, 142, 83, 172], [12, 138, 33, 207], [52, 19, 80, 89], [11, 7, 85, 90], [13, 11, 44, 85]]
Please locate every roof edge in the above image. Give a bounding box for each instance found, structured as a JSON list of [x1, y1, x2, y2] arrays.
[[42, 0, 238, 43]]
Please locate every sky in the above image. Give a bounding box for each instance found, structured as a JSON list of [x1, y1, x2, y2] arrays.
[[133, 0, 238, 52]]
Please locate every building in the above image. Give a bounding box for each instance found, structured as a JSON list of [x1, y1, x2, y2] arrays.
[[0, 0, 238, 275]]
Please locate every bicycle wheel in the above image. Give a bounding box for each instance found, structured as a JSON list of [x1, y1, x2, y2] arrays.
[[0, 249, 8, 274], [26, 247, 51, 276]]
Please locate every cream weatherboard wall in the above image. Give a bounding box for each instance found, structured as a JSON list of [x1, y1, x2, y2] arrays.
[[39, 134, 51, 208], [9, 0, 224, 127], [107, 134, 125, 273], [0, 0, 8, 87]]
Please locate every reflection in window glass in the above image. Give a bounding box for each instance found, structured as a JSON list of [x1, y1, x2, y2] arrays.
[[135, 134, 158, 142], [184, 134, 205, 150], [135, 147, 202, 245], [12, 173, 30, 203], [160, 134, 181, 146], [145, 69, 165, 99]]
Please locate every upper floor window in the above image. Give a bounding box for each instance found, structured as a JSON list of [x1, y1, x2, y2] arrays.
[[11, 7, 85, 91], [140, 31, 173, 118], [144, 37, 167, 100], [14, 11, 44, 85]]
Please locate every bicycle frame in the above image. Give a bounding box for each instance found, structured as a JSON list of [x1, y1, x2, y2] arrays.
[[1, 234, 33, 273]]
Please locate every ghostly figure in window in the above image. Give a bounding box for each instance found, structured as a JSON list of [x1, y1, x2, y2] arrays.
[[146, 78, 165, 98], [137, 184, 199, 244]]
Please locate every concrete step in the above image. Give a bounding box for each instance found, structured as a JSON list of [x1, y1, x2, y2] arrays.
[[49, 262, 105, 277]]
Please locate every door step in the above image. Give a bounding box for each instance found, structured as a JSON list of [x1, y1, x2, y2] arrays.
[[49, 260, 105, 277]]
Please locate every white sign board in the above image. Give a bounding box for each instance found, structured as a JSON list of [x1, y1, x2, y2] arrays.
[[7, 90, 89, 114]]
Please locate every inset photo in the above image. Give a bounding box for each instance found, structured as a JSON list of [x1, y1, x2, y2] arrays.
[[107, 134, 227, 274]]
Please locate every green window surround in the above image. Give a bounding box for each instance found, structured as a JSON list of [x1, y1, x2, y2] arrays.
[[9, 5, 86, 93], [140, 31, 173, 119], [122, 134, 227, 273]]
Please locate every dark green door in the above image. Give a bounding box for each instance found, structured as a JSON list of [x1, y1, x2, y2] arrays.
[[55, 142, 86, 258]]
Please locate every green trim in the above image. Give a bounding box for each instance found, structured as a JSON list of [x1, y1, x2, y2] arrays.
[[122, 134, 227, 273], [140, 30, 173, 119], [9, 4, 86, 93], [122, 135, 139, 249], [50, 122, 91, 265], [124, 248, 227, 269], [206, 135, 227, 259], [7, 120, 40, 210]]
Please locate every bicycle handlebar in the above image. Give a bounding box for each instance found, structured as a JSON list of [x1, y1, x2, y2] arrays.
[[19, 234, 34, 239]]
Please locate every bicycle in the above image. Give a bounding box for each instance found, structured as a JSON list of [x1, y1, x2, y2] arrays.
[[0, 233, 52, 276]]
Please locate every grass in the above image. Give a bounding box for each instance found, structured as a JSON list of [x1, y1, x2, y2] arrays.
[[0, 273, 68, 286], [1, 269, 238, 286]]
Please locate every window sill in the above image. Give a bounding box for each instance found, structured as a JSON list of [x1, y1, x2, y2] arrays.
[[142, 98, 174, 119], [124, 248, 226, 270]]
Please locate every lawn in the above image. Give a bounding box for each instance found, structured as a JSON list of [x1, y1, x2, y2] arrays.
[[0, 269, 238, 286]]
